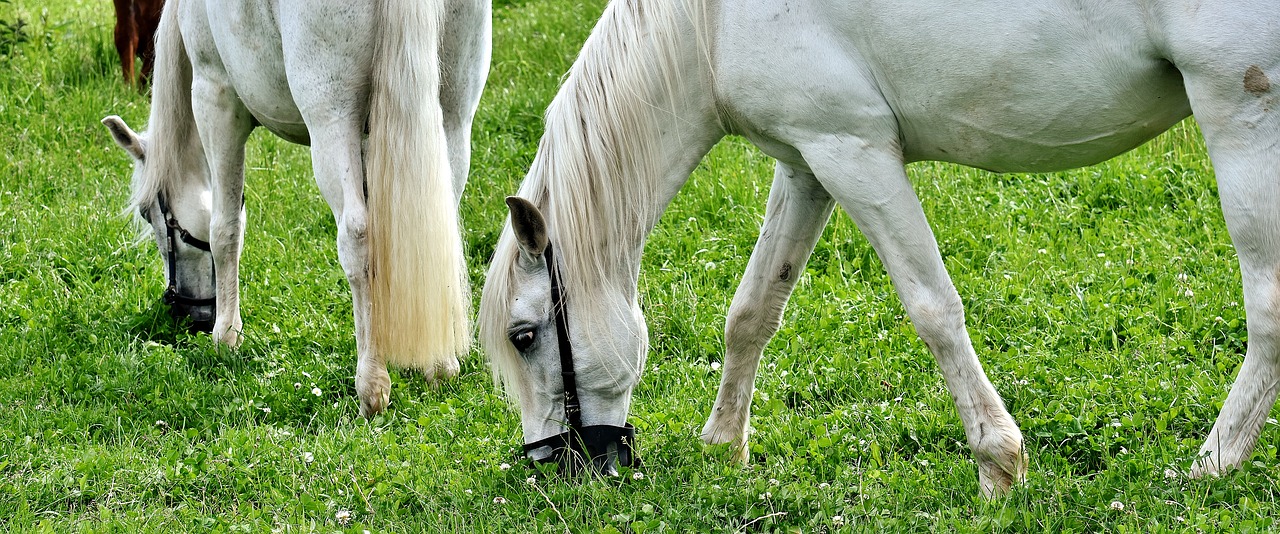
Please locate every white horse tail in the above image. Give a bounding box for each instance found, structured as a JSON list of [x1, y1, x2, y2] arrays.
[[366, 0, 471, 370]]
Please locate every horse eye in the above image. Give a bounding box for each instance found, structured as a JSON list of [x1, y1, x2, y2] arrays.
[[510, 328, 537, 352]]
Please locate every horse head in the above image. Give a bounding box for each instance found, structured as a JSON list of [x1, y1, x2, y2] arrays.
[[482, 196, 644, 476], [103, 115, 216, 332]]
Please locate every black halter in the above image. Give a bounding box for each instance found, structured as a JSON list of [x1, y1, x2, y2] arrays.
[[146, 192, 216, 309], [522, 243, 638, 471]]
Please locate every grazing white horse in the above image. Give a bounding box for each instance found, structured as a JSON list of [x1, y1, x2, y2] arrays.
[[103, 0, 490, 416], [480, 0, 1280, 496]]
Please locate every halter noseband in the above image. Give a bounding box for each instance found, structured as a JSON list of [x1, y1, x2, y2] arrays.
[[522, 243, 638, 471], [145, 192, 216, 309]]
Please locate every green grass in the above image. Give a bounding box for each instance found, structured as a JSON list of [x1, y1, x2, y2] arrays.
[[3, 0, 1279, 532]]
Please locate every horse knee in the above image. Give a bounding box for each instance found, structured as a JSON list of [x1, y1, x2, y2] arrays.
[[337, 212, 369, 281], [724, 300, 782, 355], [902, 288, 966, 351]]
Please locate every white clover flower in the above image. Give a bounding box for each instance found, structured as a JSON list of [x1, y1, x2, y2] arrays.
[[832, 516, 845, 527], [493, 496, 507, 504], [526, 477, 537, 485], [1164, 468, 1179, 479], [311, 387, 322, 397], [499, 463, 511, 471], [1184, 289, 1194, 298], [1110, 501, 1124, 511], [632, 471, 645, 480], [302, 451, 315, 464], [293, 382, 302, 390], [335, 510, 351, 526]]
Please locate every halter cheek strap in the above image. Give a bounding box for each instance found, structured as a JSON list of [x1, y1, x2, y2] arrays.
[[523, 243, 638, 470], [150, 193, 216, 308]]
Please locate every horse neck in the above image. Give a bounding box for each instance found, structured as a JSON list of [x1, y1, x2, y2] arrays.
[[529, 0, 724, 298]]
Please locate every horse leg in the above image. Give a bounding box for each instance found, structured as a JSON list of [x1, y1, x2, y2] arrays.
[[1170, 28, 1280, 475], [801, 136, 1026, 498], [189, 77, 253, 348], [308, 121, 386, 416], [112, 0, 137, 85], [439, 0, 491, 201], [702, 161, 835, 462]]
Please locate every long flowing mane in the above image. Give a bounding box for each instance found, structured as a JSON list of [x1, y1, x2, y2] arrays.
[[480, 0, 704, 399], [126, 0, 203, 221]]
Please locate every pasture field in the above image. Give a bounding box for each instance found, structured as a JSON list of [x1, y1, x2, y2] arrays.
[[2, 0, 1279, 531]]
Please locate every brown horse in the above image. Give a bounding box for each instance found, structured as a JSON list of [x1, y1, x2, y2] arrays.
[[112, 0, 164, 86]]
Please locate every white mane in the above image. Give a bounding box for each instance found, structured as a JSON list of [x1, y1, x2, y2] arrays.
[[480, 0, 703, 400], [125, 0, 203, 224]]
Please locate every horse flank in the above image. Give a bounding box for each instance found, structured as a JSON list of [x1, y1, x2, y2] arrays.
[[480, 0, 702, 400], [366, 0, 471, 369]]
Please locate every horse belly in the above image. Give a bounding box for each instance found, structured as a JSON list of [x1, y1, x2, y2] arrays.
[[857, 0, 1193, 171], [717, 0, 1194, 173]]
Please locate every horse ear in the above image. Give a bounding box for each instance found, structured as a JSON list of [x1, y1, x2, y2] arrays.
[[506, 196, 548, 258], [102, 115, 146, 161]]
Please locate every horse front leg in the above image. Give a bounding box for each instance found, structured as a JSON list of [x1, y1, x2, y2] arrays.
[[190, 78, 253, 348], [801, 134, 1025, 498], [703, 162, 835, 463]]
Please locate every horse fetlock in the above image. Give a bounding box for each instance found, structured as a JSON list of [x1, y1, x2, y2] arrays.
[[973, 425, 1028, 499], [423, 355, 461, 384], [212, 318, 243, 348]]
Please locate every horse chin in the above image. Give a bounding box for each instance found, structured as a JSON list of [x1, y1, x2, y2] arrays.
[[526, 443, 621, 478]]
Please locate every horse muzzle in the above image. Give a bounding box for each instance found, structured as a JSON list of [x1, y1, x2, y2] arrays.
[[164, 286, 216, 333], [525, 423, 638, 476]]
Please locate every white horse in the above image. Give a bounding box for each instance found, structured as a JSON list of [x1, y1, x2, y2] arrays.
[[480, 0, 1280, 496], [103, 0, 490, 417]]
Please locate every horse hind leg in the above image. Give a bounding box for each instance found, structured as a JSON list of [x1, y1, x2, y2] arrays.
[[1174, 42, 1280, 476], [438, 0, 491, 201], [798, 133, 1026, 498], [703, 162, 835, 463], [307, 120, 391, 417], [112, 0, 137, 85]]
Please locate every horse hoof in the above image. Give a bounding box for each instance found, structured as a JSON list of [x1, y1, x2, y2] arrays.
[[978, 448, 1028, 499], [356, 365, 392, 418], [358, 389, 390, 418]]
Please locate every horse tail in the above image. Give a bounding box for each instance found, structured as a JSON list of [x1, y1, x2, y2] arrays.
[[366, 0, 471, 370], [129, 0, 198, 215]]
